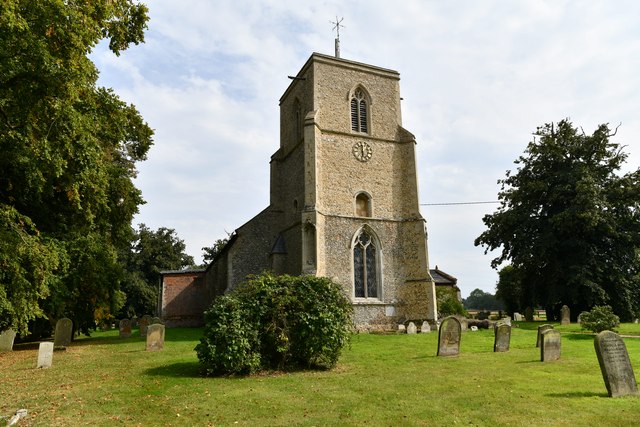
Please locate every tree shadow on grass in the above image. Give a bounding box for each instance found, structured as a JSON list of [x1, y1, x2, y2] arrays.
[[145, 361, 202, 378], [545, 391, 607, 398], [563, 333, 595, 341]]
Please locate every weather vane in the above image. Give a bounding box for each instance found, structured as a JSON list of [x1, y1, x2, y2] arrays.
[[330, 16, 344, 58]]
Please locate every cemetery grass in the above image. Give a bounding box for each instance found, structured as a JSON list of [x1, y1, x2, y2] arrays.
[[1, 326, 639, 426]]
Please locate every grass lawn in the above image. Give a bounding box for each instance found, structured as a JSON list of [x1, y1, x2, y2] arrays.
[[1, 323, 639, 426]]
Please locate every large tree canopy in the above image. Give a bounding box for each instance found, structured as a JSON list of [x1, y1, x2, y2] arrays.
[[475, 120, 640, 321], [0, 1, 152, 335]]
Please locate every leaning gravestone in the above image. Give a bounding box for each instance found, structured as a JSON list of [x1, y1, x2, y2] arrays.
[[536, 324, 554, 348], [119, 319, 132, 338], [540, 329, 561, 362], [560, 305, 570, 325], [0, 329, 17, 352], [139, 315, 152, 337], [421, 321, 431, 333], [37, 342, 54, 368], [494, 324, 511, 352], [594, 331, 639, 397], [437, 316, 462, 357], [53, 318, 73, 350], [407, 322, 417, 334], [146, 324, 165, 351]]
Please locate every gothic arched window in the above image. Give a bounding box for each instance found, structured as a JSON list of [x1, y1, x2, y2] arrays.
[[353, 228, 379, 299], [350, 89, 368, 133]]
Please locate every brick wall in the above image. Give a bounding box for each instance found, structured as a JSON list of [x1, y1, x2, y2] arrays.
[[161, 270, 207, 327]]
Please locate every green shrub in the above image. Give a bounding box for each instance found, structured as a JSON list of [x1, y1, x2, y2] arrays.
[[577, 305, 620, 333], [436, 287, 467, 318], [195, 272, 353, 376]]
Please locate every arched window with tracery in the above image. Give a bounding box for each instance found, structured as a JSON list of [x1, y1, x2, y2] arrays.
[[353, 228, 379, 299], [350, 89, 368, 133]]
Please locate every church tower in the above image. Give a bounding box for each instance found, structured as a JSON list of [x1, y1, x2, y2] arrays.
[[271, 53, 437, 329]]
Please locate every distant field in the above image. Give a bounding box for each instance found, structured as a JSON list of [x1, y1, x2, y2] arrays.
[[1, 323, 639, 426]]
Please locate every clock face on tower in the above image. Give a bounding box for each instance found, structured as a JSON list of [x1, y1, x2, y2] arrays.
[[352, 141, 372, 162]]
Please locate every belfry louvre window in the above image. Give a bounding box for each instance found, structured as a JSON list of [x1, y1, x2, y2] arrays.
[[354, 229, 378, 298], [350, 89, 368, 133]]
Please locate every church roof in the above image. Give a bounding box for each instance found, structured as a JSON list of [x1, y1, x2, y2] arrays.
[[430, 267, 458, 285]]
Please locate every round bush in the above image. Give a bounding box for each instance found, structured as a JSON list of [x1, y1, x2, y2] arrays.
[[195, 272, 353, 376], [577, 305, 620, 333]]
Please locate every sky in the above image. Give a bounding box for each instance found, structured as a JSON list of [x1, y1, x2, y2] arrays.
[[90, 0, 640, 299]]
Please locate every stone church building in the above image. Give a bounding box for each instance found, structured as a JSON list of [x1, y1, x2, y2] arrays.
[[160, 52, 438, 330]]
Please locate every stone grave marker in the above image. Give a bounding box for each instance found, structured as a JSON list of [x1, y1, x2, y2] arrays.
[[499, 317, 511, 327], [398, 324, 406, 333], [139, 315, 152, 337], [407, 322, 417, 334], [594, 331, 639, 397], [560, 305, 570, 325], [151, 316, 163, 325], [540, 329, 561, 362], [0, 329, 17, 352], [524, 307, 534, 321], [53, 317, 72, 350], [513, 312, 523, 321], [494, 324, 511, 352], [37, 342, 54, 368], [421, 321, 431, 333], [437, 316, 462, 357], [470, 326, 478, 332], [119, 319, 132, 338], [146, 324, 165, 351], [536, 324, 554, 348]]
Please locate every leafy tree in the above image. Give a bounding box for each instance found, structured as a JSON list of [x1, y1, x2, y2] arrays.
[[578, 305, 620, 333], [462, 288, 504, 311], [495, 265, 523, 316], [0, 1, 152, 334], [475, 120, 640, 321], [201, 235, 231, 265], [119, 224, 195, 317]]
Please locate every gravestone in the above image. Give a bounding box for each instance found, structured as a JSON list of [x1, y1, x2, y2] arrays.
[[421, 321, 430, 333], [398, 324, 406, 333], [437, 316, 462, 357], [146, 324, 165, 351], [524, 307, 534, 322], [37, 342, 54, 368], [594, 331, 639, 397], [407, 322, 417, 334], [0, 329, 17, 352], [494, 324, 511, 352], [499, 317, 511, 327], [540, 329, 561, 362], [53, 318, 73, 349], [139, 315, 152, 337], [119, 319, 132, 338], [470, 326, 478, 332], [560, 305, 570, 325], [513, 312, 523, 321], [151, 316, 163, 325], [536, 324, 554, 348]]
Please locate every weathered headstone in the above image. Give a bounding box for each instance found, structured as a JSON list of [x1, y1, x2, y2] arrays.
[[119, 319, 132, 338], [560, 305, 570, 325], [494, 324, 511, 352], [146, 324, 165, 351], [536, 324, 554, 348], [594, 331, 639, 397], [420, 321, 431, 333], [151, 316, 163, 325], [0, 329, 17, 352], [53, 317, 72, 350], [437, 316, 462, 357], [513, 312, 523, 321], [407, 322, 417, 334], [499, 317, 511, 327], [397, 324, 406, 333], [37, 342, 54, 368], [470, 326, 478, 332], [540, 329, 561, 362], [139, 315, 152, 337]]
